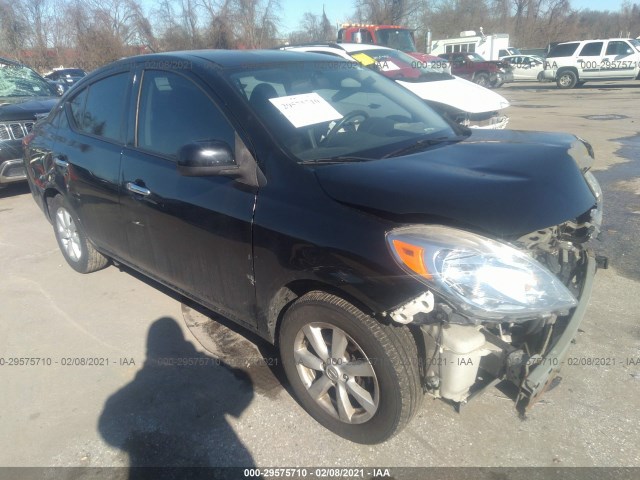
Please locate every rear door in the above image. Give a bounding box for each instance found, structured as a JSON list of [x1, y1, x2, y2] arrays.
[[119, 67, 257, 325], [575, 41, 604, 79], [54, 68, 131, 258]]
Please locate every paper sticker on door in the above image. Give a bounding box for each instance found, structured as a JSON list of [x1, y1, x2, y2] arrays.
[[269, 93, 343, 128]]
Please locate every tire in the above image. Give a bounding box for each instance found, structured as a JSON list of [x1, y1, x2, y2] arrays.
[[473, 72, 490, 87], [556, 70, 577, 89], [279, 291, 423, 444], [49, 195, 108, 274]]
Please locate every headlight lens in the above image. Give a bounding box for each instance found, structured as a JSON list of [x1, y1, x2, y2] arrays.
[[387, 226, 578, 322]]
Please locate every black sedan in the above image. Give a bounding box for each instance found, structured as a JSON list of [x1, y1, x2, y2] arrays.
[[24, 50, 604, 443], [44, 68, 87, 85]]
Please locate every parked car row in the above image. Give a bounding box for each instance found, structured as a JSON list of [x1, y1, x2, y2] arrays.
[[281, 43, 510, 129], [23, 49, 604, 443]]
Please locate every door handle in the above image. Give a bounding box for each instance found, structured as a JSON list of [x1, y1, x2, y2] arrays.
[[126, 182, 151, 196], [54, 156, 68, 168]]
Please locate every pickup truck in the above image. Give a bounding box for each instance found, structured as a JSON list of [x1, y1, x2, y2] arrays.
[[438, 52, 513, 88]]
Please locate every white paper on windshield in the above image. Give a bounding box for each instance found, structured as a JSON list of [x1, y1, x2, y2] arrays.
[[378, 60, 401, 72], [269, 93, 342, 128]]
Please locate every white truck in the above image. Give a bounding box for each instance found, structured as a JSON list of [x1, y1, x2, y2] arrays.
[[430, 29, 518, 60]]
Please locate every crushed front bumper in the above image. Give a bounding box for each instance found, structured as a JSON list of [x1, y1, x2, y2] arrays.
[[468, 115, 509, 130], [419, 251, 597, 412], [515, 252, 596, 411]]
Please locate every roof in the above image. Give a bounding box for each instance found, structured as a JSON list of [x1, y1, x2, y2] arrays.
[[0, 56, 21, 67], [556, 38, 634, 44], [128, 49, 354, 69], [281, 43, 394, 54]]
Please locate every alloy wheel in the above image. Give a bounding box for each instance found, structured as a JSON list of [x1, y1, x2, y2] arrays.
[[55, 207, 82, 262], [293, 322, 379, 424]]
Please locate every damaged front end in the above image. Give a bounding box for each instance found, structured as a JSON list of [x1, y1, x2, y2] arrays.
[[384, 181, 605, 413]]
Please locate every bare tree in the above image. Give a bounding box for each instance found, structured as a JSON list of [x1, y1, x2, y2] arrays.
[[232, 0, 280, 48], [0, 1, 28, 59], [355, 0, 422, 25]]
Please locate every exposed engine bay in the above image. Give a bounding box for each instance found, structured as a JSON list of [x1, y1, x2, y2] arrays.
[[388, 200, 606, 413]]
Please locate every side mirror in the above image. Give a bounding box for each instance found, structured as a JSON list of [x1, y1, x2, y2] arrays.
[[353, 31, 362, 44], [177, 141, 239, 177]]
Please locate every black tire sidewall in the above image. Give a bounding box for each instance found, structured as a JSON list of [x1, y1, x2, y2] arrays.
[[49, 195, 92, 273], [280, 298, 407, 444]]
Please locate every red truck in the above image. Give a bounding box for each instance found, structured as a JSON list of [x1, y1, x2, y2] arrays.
[[337, 24, 441, 65]]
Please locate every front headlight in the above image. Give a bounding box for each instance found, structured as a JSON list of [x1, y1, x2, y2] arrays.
[[387, 226, 578, 322]]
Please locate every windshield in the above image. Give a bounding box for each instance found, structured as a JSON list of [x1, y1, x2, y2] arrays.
[[226, 61, 456, 162], [0, 63, 54, 98], [352, 48, 453, 82], [467, 53, 486, 62], [375, 29, 417, 52], [630, 39, 640, 52]]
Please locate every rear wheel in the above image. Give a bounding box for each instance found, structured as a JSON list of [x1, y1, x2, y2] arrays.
[[49, 195, 108, 273], [279, 291, 423, 443], [556, 70, 577, 89]]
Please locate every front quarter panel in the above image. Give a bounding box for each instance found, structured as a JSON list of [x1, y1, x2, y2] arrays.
[[252, 152, 424, 341]]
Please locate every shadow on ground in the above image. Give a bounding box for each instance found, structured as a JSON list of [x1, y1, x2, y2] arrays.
[[98, 317, 258, 479]]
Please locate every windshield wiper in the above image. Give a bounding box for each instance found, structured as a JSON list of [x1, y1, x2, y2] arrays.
[[383, 136, 466, 158], [300, 156, 372, 165]]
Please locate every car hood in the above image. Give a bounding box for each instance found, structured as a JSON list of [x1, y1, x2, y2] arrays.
[[0, 97, 58, 121], [397, 76, 510, 114], [313, 130, 597, 237]]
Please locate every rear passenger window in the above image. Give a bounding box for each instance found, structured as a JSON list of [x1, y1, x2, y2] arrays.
[[579, 42, 603, 57], [137, 70, 234, 159], [69, 72, 129, 142], [548, 43, 580, 57]]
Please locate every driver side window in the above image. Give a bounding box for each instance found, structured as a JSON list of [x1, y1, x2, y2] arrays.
[[137, 70, 235, 159]]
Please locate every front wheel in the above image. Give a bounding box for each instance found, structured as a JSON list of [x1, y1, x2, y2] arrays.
[[556, 70, 578, 89], [49, 195, 108, 273], [279, 291, 423, 444], [473, 72, 490, 87]]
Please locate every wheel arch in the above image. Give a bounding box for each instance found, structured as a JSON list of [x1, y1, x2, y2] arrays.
[[266, 279, 385, 347], [43, 187, 62, 222], [557, 66, 579, 79]]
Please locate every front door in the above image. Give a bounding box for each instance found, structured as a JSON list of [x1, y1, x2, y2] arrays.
[[599, 40, 638, 79], [120, 68, 257, 325]]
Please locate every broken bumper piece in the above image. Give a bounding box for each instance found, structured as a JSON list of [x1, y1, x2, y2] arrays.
[[419, 252, 597, 412], [515, 253, 596, 412]]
